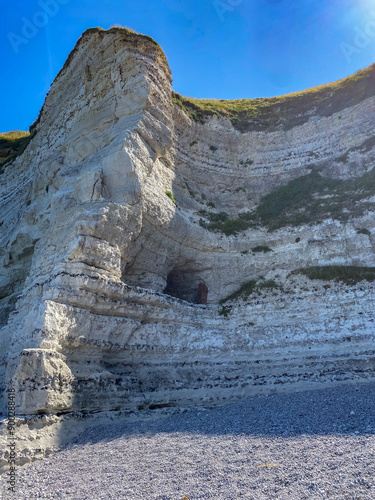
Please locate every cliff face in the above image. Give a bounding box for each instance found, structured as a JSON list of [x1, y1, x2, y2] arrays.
[[1, 28, 375, 424]]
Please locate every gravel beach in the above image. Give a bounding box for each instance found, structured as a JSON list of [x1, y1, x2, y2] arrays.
[[1, 382, 375, 499]]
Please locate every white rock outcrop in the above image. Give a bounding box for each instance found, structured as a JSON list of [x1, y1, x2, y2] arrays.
[[1, 29, 375, 466]]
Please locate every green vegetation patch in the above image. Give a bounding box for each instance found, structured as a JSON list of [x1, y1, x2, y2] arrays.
[[255, 170, 340, 229], [197, 167, 375, 234], [0, 131, 33, 173], [293, 265, 375, 285], [218, 305, 232, 318], [239, 159, 254, 167], [357, 228, 371, 236], [165, 189, 176, 204], [251, 245, 272, 253], [0, 131, 30, 143], [337, 136, 375, 163], [220, 277, 280, 304], [255, 168, 375, 230], [220, 279, 257, 303], [198, 210, 256, 236], [172, 64, 375, 133]]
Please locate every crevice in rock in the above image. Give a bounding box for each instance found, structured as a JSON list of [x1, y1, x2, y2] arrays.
[[147, 402, 177, 410]]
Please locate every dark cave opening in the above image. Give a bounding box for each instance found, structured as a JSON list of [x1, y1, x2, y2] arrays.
[[163, 268, 208, 304]]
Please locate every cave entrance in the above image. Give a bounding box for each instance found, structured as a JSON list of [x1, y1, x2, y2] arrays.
[[163, 268, 208, 304]]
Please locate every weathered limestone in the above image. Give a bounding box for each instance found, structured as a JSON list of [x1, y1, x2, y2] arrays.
[[1, 27, 375, 454]]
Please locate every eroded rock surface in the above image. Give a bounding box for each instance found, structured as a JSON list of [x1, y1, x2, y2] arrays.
[[1, 28, 375, 450]]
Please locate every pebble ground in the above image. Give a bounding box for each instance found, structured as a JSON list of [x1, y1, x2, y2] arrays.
[[1, 382, 375, 499]]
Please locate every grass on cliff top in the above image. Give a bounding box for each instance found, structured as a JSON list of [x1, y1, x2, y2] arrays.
[[0, 131, 32, 172], [83, 26, 165, 53], [292, 266, 375, 285], [173, 64, 375, 132], [0, 131, 30, 143]]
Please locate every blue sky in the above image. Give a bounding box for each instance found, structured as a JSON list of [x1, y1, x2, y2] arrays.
[[2, 0, 375, 132]]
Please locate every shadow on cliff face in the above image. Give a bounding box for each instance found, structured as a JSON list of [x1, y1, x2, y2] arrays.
[[0, 234, 36, 327], [71, 382, 375, 444]]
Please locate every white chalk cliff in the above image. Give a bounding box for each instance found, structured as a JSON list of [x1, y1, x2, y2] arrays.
[[1, 27, 375, 456]]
